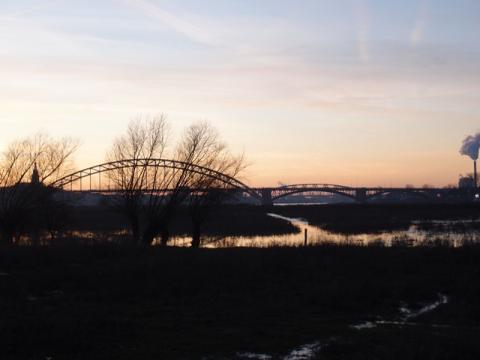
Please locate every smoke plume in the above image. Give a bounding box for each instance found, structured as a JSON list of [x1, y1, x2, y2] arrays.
[[460, 133, 480, 161]]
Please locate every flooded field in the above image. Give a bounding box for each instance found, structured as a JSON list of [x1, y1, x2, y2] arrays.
[[167, 213, 480, 248], [24, 204, 480, 248]]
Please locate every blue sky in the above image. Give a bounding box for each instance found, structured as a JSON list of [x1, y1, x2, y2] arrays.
[[1, 0, 480, 186]]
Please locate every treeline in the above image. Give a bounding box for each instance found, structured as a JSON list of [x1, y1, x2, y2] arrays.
[[0, 134, 79, 245], [0, 115, 246, 248]]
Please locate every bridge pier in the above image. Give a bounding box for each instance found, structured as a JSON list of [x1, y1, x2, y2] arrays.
[[260, 188, 273, 206], [355, 188, 367, 203]]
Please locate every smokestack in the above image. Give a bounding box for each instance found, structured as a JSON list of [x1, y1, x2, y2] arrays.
[[460, 133, 480, 192], [475, 160, 478, 190]]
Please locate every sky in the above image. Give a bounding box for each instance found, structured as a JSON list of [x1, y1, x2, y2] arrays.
[[1, 0, 480, 187]]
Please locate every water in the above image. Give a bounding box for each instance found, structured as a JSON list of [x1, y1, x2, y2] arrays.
[[352, 293, 449, 331], [236, 341, 323, 360], [231, 294, 450, 360], [51, 214, 480, 247], [167, 214, 480, 248]]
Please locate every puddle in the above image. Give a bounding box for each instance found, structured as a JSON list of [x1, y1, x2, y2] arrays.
[[283, 342, 322, 360], [221, 294, 450, 360], [236, 342, 322, 360], [352, 293, 449, 330], [237, 353, 272, 360]]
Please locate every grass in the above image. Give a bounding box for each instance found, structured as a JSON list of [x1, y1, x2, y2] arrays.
[[0, 244, 479, 359]]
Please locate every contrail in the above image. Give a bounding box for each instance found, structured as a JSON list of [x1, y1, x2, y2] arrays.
[[411, 0, 429, 47], [354, 0, 370, 62], [123, 0, 217, 46]]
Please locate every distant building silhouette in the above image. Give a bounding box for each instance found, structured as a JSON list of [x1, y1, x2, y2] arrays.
[[31, 163, 40, 185], [459, 175, 475, 189]]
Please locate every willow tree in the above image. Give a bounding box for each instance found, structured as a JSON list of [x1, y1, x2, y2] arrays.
[[177, 122, 246, 248], [106, 115, 171, 245], [0, 134, 79, 245], [107, 117, 246, 247]]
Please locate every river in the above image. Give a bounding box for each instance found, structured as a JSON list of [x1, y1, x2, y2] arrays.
[[167, 213, 480, 248]]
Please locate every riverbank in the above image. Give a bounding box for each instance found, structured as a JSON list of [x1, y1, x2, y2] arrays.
[[34, 203, 480, 246], [273, 203, 480, 234], [1, 245, 479, 359], [55, 205, 299, 244]]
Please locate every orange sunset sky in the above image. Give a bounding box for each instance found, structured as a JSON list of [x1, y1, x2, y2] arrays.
[[1, 0, 480, 187]]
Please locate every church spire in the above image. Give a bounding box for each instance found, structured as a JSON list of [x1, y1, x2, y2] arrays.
[[31, 163, 40, 185]]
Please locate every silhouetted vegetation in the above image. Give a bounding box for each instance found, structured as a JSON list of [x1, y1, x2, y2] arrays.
[[0, 244, 479, 359], [0, 134, 78, 245], [106, 116, 245, 247], [47, 205, 298, 244], [417, 219, 480, 233], [180, 122, 246, 248]]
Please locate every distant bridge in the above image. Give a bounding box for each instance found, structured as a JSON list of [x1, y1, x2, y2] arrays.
[[256, 184, 460, 205], [51, 160, 468, 205]]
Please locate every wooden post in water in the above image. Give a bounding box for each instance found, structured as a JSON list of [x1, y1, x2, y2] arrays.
[[304, 228, 308, 247]]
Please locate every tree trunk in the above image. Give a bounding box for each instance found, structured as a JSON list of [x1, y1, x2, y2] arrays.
[[1, 230, 13, 245], [142, 225, 156, 246], [129, 214, 141, 245], [159, 226, 170, 247], [31, 230, 40, 247], [191, 222, 201, 248]]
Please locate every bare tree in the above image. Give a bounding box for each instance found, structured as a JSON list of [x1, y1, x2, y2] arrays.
[[107, 117, 246, 247], [106, 115, 173, 245], [177, 122, 246, 248], [0, 134, 79, 245]]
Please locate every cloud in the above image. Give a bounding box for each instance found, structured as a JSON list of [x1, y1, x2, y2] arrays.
[[123, 0, 217, 46], [411, 0, 429, 47]]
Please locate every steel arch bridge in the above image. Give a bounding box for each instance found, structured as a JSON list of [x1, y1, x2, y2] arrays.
[[261, 184, 455, 205], [50, 161, 463, 205], [50, 158, 259, 199], [272, 184, 355, 200]]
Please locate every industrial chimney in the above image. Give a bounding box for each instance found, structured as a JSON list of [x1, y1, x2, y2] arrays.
[[475, 160, 478, 190], [460, 133, 480, 191]]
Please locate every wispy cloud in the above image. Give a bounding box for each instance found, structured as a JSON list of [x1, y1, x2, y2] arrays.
[[123, 0, 217, 46], [411, 0, 429, 47], [354, 0, 370, 62]]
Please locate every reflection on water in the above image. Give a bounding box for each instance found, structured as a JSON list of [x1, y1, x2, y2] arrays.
[[168, 214, 480, 248], [236, 340, 323, 360], [46, 215, 480, 248]]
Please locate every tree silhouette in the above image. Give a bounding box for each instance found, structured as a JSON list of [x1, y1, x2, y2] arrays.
[[0, 134, 78, 245], [177, 121, 246, 248], [106, 116, 246, 246], [106, 115, 171, 245]]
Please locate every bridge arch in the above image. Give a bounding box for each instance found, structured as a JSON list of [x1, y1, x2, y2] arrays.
[[365, 189, 436, 201], [272, 188, 357, 202], [51, 158, 260, 199], [268, 185, 448, 204]]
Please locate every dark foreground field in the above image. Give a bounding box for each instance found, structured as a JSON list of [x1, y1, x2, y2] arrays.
[[1, 245, 479, 359]]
